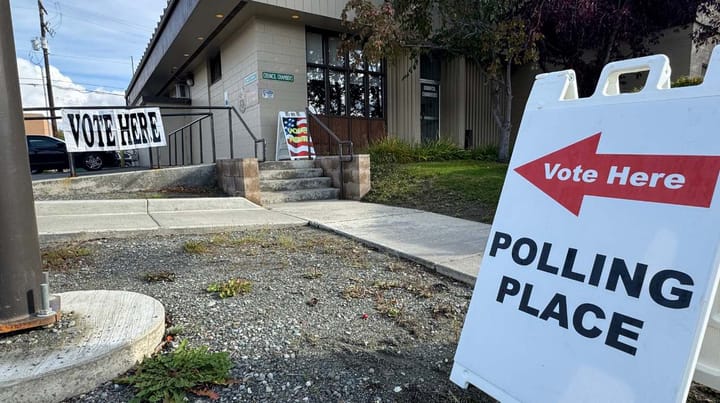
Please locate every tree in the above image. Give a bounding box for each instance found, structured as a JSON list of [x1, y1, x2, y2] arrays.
[[342, 0, 542, 162], [535, 0, 720, 96], [342, 0, 720, 161]]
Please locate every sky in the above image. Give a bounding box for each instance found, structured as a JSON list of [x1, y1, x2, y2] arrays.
[[9, 0, 168, 107]]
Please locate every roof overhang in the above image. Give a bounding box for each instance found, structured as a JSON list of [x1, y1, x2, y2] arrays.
[[126, 0, 346, 106]]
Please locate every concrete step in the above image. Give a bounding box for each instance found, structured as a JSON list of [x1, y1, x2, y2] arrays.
[[259, 168, 324, 180], [262, 188, 340, 204], [259, 160, 315, 170], [260, 177, 332, 192]]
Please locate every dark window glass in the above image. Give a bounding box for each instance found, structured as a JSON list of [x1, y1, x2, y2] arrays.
[[328, 70, 346, 116], [349, 73, 365, 117], [368, 75, 383, 118], [209, 53, 222, 84], [306, 30, 385, 118], [328, 36, 344, 67], [307, 67, 326, 114], [306, 33, 324, 64]]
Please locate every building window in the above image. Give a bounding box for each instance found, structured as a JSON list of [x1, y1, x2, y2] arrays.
[[209, 52, 222, 84], [306, 30, 384, 118]]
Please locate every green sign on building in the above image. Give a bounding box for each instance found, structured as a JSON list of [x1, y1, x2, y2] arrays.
[[262, 72, 294, 82]]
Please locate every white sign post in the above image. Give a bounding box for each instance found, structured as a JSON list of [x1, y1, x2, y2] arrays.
[[275, 111, 315, 160], [451, 48, 720, 402]]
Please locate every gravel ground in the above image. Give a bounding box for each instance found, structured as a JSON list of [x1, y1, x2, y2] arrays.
[[27, 226, 495, 402]]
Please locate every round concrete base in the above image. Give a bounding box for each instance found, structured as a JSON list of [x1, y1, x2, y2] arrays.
[[0, 290, 165, 402]]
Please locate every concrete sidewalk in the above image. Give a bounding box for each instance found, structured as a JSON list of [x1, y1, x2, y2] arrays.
[[35, 198, 489, 284]]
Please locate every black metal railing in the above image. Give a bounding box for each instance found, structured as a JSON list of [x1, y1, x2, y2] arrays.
[[306, 108, 353, 198], [23, 105, 267, 174], [154, 106, 266, 167]]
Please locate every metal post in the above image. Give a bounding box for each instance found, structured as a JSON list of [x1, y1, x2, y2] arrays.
[[210, 113, 216, 162], [181, 129, 185, 166], [189, 125, 194, 165], [37, 0, 57, 138], [0, 0, 58, 331], [228, 108, 234, 159], [199, 119, 204, 164]]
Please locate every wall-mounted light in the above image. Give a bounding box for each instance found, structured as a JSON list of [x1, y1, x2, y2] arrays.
[[185, 73, 195, 87]]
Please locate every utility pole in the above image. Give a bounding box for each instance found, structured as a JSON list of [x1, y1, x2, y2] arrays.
[[38, 0, 57, 137], [0, 0, 59, 332]]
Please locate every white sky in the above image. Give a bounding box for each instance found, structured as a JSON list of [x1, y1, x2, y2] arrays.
[[10, 0, 168, 107]]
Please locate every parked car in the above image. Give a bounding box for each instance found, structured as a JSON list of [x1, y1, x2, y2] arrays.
[[27, 135, 122, 173]]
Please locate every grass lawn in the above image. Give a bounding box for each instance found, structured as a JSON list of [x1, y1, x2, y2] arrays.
[[363, 160, 508, 223]]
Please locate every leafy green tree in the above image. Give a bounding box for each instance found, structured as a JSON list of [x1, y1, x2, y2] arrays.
[[342, 0, 720, 161], [342, 0, 541, 162]]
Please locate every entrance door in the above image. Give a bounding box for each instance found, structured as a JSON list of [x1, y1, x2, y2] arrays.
[[420, 80, 439, 143]]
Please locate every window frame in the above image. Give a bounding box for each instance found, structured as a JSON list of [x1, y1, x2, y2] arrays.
[[306, 28, 385, 119]]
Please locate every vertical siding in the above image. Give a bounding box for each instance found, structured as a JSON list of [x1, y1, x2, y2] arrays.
[[386, 55, 421, 143], [439, 57, 466, 146], [465, 63, 504, 149]]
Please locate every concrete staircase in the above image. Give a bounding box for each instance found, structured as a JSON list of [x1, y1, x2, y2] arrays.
[[259, 160, 340, 204]]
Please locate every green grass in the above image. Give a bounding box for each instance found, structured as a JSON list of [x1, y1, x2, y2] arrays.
[[403, 161, 507, 204], [364, 160, 508, 223]]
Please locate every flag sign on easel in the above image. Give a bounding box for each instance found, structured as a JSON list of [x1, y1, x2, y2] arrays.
[[451, 47, 720, 403], [275, 111, 315, 160]]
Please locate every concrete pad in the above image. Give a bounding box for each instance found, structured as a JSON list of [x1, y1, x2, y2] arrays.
[[150, 209, 306, 229], [147, 197, 261, 212], [305, 206, 491, 285], [435, 255, 483, 285], [0, 290, 164, 403], [35, 200, 148, 217], [269, 200, 425, 223], [37, 213, 159, 235]]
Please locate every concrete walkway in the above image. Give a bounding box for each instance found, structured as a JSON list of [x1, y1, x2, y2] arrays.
[[36, 198, 489, 284]]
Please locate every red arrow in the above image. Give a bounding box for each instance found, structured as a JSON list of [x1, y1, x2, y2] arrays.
[[514, 133, 720, 215]]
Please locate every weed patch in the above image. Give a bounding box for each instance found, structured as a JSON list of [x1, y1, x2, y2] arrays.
[[206, 278, 252, 298], [143, 271, 176, 283], [42, 245, 91, 271], [183, 241, 209, 254], [120, 340, 231, 403]]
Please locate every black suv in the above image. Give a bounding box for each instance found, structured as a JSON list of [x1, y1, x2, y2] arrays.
[[27, 135, 121, 173]]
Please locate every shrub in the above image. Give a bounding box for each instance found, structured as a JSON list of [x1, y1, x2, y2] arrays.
[[366, 138, 498, 164], [120, 340, 232, 403]]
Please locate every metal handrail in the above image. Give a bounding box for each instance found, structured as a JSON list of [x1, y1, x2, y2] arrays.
[[230, 106, 266, 162], [164, 114, 213, 168], [305, 109, 354, 199]]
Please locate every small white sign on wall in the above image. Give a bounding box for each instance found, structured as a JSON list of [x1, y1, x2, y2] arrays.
[[451, 47, 720, 402]]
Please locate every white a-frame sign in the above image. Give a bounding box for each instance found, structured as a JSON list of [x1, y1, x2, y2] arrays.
[[275, 111, 316, 160], [451, 46, 720, 402]]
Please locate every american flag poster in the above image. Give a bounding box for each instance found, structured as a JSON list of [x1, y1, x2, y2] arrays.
[[280, 114, 315, 159]]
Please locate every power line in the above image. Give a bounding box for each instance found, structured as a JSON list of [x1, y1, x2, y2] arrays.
[[19, 76, 126, 90], [20, 82, 125, 97]]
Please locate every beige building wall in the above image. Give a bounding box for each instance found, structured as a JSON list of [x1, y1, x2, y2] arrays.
[[440, 58, 466, 145], [23, 114, 52, 136], [253, 0, 348, 20], [255, 17, 309, 160], [386, 55, 421, 143]]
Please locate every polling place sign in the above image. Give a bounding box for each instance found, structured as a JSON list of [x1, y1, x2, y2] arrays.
[[60, 108, 166, 152], [451, 48, 720, 402]]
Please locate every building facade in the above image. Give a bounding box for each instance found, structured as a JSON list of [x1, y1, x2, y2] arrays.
[[126, 0, 502, 164]]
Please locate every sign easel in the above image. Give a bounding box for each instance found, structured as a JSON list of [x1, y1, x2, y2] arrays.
[[275, 111, 315, 161], [451, 47, 720, 402]]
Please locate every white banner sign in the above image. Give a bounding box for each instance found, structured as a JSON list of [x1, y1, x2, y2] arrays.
[[451, 48, 720, 402], [61, 108, 166, 152]]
